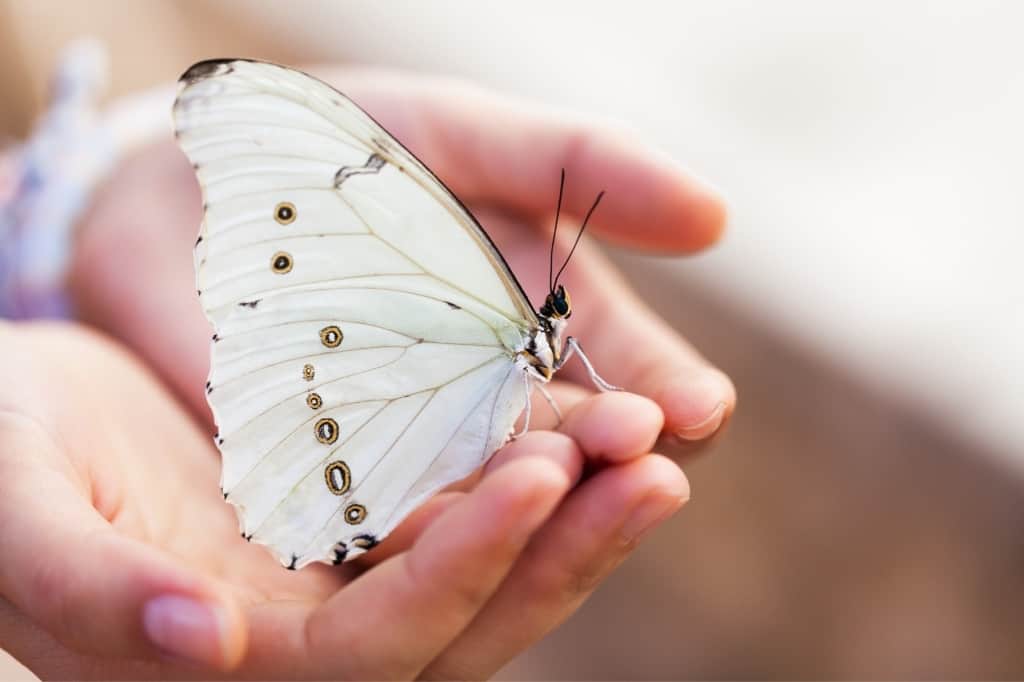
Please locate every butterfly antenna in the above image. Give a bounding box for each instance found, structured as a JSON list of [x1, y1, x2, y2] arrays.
[[549, 168, 566, 294], [553, 190, 604, 289]]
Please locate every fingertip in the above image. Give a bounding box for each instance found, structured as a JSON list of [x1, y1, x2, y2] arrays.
[[683, 177, 729, 250], [125, 540, 248, 670], [619, 454, 690, 542], [217, 594, 249, 670], [575, 131, 730, 253], [657, 365, 736, 443], [640, 453, 691, 502], [561, 391, 664, 462], [142, 591, 248, 671], [647, 150, 730, 252]]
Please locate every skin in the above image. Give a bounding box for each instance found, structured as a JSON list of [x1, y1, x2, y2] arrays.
[[0, 67, 736, 679]]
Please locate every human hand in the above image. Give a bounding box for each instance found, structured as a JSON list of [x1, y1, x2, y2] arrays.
[[0, 322, 683, 679], [58, 66, 735, 678]]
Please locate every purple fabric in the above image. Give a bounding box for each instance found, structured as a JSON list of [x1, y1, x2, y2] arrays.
[[0, 40, 114, 319]]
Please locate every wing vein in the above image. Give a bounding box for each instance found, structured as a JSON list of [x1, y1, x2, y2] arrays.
[[215, 344, 411, 390], [379, 360, 519, 533], [248, 397, 395, 537], [222, 344, 415, 441], [298, 353, 508, 553], [334, 189, 529, 324], [210, 284, 512, 345]]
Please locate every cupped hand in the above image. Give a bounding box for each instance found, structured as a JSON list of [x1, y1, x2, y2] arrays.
[[40, 66, 736, 678], [0, 322, 684, 679]]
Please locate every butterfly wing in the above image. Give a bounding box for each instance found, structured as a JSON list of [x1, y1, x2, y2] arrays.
[[174, 59, 535, 567]]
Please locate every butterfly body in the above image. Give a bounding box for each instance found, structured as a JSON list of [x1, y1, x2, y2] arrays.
[[174, 59, 608, 569]]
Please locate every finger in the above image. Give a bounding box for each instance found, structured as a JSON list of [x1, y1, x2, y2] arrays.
[[437, 382, 589, 496], [594, 301, 736, 443], [556, 390, 664, 463], [484, 430, 583, 480], [356, 429, 584, 570], [328, 68, 727, 253], [70, 143, 213, 426], [441, 387, 660, 504], [423, 454, 688, 679], [0, 412, 246, 670], [303, 456, 571, 679], [350, 492, 462, 568], [521, 380, 592, 432]]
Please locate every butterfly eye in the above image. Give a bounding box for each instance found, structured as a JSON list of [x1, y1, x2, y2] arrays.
[[274, 201, 297, 224], [271, 251, 293, 274], [548, 286, 571, 318]]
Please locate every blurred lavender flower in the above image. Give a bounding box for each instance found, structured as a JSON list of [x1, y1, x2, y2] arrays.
[[0, 39, 115, 318]]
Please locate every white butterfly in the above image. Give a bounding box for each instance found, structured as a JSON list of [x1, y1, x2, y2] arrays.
[[173, 59, 615, 569]]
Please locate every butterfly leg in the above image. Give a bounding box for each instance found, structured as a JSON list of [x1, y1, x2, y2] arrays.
[[511, 373, 533, 440], [513, 369, 563, 439], [535, 380, 563, 425], [558, 337, 621, 392]]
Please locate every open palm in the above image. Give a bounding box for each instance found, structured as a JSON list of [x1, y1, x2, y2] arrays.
[[0, 67, 734, 679]]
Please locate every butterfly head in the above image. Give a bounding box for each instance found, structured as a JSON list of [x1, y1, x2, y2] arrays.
[[540, 285, 572, 320], [544, 169, 601, 326]]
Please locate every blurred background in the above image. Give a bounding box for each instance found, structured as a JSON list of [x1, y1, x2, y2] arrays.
[[2, 0, 1023, 678]]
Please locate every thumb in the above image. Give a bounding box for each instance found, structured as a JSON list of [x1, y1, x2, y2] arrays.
[[0, 413, 247, 670]]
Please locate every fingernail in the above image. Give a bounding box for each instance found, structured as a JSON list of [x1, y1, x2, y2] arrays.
[[675, 401, 726, 442], [143, 595, 228, 666], [622, 496, 683, 542]]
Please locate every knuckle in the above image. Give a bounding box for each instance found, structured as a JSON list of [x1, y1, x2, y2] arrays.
[[559, 562, 607, 601], [405, 545, 508, 616], [540, 548, 628, 605], [440, 570, 497, 614]]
